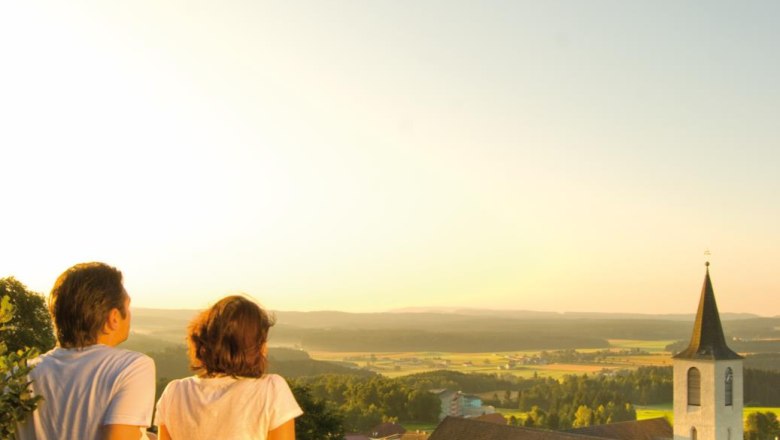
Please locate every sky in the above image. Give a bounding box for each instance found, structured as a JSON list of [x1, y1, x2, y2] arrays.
[[1, 1, 778, 315]]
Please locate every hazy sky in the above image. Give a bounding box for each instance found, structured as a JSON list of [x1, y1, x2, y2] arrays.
[[1, 1, 778, 315]]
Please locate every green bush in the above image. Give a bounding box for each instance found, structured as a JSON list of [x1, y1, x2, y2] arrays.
[[0, 295, 42, 439]]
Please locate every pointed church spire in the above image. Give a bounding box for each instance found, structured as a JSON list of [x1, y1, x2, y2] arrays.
[[673, 262, 742, 360]]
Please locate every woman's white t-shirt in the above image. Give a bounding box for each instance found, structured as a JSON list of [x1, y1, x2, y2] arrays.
[[155, 374, 303, 440]]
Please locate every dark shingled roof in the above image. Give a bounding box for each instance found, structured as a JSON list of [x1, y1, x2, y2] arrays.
[[673, 264, 743, 360], [372, 422, 406, 437], [429, 417, 609, 440], [473, 413, 508, 425], [566, 417, 673, 440]]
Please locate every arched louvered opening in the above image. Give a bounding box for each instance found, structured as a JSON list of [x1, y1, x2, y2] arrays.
[[691, 427, 698, 440], [688, 367, 701, 406], [725, 367, 733, 406]]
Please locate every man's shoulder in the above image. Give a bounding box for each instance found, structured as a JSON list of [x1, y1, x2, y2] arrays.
[[101, 346, 155, 376], [37, 345, 152, 370], [106, 345, 153, 362]]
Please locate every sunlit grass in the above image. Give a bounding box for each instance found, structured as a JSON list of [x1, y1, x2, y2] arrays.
[[309, 350, 639, 379], [636, 403, 672, 421], [401, 423, 437, 433], [608, 339, 677, 353], [636, 404, 780, 424]]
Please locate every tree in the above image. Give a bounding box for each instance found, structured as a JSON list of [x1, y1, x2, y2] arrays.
[[503, 389, 513, 407], [1, 295, 43, 438], [289, 382, 345, 440], [0, 277, 55, 353], [528, 406, 548, 428], [342, 403, 383, 433], [406, 389, 440, 423], [745, 411, 779, 440], [573, 405, 594, 428]]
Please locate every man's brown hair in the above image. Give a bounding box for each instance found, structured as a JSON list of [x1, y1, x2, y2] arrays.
[[187, 295, 275, 378], [49, 262, 127, 348]]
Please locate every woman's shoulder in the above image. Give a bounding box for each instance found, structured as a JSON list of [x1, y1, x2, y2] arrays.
[[236, 374, 291, 392], [261, 373, 283, 382], [161, 375, 199, 393], [259, 373, 291, 387], [258, 374, 296, 397]]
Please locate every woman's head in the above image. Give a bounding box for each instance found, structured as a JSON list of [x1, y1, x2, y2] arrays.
[[187, 295, 275, 378]]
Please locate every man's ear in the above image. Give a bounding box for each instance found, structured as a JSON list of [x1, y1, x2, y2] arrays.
[[105, 307, 122, 332]]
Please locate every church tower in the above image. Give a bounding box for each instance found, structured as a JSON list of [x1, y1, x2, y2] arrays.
[[673, 263, 743, 440]]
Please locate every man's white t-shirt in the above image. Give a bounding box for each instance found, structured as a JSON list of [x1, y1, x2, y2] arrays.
[[16, 344, 156, 440], [155, 374, 303, 440]]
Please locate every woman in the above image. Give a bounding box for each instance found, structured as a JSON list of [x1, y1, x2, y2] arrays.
[[155, 296, 302, 440]]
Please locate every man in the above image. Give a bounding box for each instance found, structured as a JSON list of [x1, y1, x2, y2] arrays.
[[16, 262, 155, 440]]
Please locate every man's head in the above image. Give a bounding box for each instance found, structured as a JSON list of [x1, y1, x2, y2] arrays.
[[49, 262, 130, 348]]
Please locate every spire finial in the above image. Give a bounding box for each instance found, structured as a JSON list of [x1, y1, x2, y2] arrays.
[[704, 249, 711, 268]]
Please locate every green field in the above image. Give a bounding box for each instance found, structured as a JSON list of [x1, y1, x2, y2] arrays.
[[309, 339, 679, 379], [607, 339, 677, 353], [636, 403, 673, 421], [309, 350, 627, 379], [402, 422, 438, 433], [635, 404, 780, 423], [310, 343, 779, 428]]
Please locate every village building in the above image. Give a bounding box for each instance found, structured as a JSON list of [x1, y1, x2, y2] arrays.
[[431, 388, 496, 420]]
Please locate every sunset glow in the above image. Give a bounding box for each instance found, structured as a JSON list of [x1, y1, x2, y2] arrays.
[[1, 1, 778, 315]]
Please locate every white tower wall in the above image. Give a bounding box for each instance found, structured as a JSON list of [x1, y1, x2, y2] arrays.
[[673, 359, 743, 440]]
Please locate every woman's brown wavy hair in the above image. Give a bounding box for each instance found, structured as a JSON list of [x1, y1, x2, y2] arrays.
[[187, 295, 275, 378]]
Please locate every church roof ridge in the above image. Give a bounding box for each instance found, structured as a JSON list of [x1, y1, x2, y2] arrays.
[[673, 263, 743, 360]]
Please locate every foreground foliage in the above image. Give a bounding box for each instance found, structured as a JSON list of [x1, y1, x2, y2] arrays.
[[289, 383, 345, 440], [0, 295, 42, 439], [0, 277, 55, 353], [296, 374, 441, 432]]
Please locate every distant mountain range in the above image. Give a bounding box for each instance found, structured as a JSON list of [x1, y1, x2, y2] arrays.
[[385, 307, 765, 321], [131, 307, 780, 353], [133, 306, 768, 322]]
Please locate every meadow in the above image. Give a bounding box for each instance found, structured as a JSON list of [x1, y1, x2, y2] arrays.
[[635, 404, 780, 423], [309, 339, 780, 427], [308, 339, 676, 379]]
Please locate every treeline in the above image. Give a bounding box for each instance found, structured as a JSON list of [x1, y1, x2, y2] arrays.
[[498, 368, 668, 429], [745, 354, 780, 373], [536, 348, 648, 364], [509, 401, 637, 430], [512, 367, 673, 410], [148, 345, 373, 400], [293, 374, 441, 432], [666, 339, 780, 355], [395, 370, 519, 393], [285, 328, 609, 352], [745, 369, 780, 406]]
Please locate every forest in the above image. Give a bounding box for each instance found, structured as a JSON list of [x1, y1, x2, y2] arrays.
[[288, 367, 780, 431]]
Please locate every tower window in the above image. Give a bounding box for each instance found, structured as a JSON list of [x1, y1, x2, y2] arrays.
[[725, 368, 733, 406], [688, 367, 701, 406]]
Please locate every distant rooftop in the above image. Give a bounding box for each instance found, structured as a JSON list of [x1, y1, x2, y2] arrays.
[[429, 417, 673, 440]]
